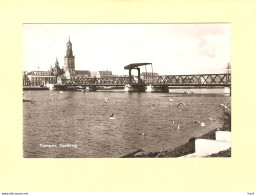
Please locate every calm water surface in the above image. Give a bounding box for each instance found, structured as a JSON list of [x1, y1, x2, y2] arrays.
[[23, 88, 230, 158]]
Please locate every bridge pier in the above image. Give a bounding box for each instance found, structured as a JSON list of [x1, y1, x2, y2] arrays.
[[124, 84, 145, 92], [224, 86, 231, 96], [146, 84, 169, 93]]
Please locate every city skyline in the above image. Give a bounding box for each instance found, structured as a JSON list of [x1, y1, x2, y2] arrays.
[[23, 23, 231, 75]]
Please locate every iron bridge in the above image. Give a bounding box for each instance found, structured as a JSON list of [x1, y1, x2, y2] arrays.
[[56, 74, 231, 87]]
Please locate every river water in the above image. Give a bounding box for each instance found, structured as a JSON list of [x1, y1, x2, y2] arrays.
[[23, 88, 230, 158]]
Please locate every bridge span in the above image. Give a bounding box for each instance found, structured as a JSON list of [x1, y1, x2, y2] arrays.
[[56, 73, 231, 86], [54, 63, 231, 93], [54, 73, 231, 93]]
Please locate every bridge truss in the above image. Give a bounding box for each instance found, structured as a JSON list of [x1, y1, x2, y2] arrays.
[[56, 74, 231, 87], [154, 74, 231, 86]]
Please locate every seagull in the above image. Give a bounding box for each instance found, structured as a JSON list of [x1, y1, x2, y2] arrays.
[[169, 98, 174, 102], [194, 120, 200, 124], [177, 125, 180, 130], [194, 120, 205, 126], [172, 121, 175, 124], [200, 122, 206, 127], [219, 103, 229, 109], [184, 91, 193, 95], [176, 102, 186, 108], [109, 113, 116, 120], [104, 98, 108, 103], [141, 133, 145, 136], [60, 91, 63, 94], [209, 117, 214, 122]]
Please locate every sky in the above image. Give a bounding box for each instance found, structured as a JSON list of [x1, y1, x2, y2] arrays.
[[23, 23, 231, 75]]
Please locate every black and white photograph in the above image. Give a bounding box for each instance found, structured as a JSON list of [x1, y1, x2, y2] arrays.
[[23, 23, 231, 158]]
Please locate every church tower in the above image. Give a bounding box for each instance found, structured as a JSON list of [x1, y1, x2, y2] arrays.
[[64, 36, 75, 79], [52, 58, 61, 76]]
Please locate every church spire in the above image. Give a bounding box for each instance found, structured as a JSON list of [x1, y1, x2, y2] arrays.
[[55, 57, 59, 66], [67, 35, 71, 44], [64, 36, 75, 80], [66, 36, 73, 57]]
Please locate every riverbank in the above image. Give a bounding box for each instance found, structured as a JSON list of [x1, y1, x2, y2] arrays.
[[126, 109, 231, 158]]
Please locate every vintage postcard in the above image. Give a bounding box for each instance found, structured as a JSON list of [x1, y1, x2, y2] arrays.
[[23, 23, 231, 158]]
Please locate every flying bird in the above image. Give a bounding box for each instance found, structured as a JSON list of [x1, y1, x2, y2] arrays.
[[209, 117, 214, 122], [109, 113, 116, 120], [176, 102, 186, 108], [200, 122, 206, 127], [194, 120, 205, 126], [219, 103, 229, 109]]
